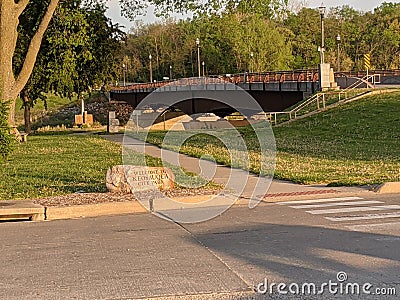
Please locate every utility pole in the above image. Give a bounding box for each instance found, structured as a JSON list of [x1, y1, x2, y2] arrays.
[[337, 34, 341, 72], [149, 54, 153, 82], [196, 38, 201, 78], [319, 6, 326, 64]]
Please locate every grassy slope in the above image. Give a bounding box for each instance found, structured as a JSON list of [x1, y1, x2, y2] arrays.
[[273, 91, 400, 185], [15, 94, 78, 127], [143, 91, 400, 186]]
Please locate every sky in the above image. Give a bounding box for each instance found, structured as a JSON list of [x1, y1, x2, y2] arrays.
[[105, 0, 399, 31]]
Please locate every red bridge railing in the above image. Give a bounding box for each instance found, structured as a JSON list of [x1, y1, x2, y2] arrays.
[[112, 69, 320, 92]]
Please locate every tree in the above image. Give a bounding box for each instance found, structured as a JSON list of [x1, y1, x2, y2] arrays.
[[223, 12, 293, 72], [2, 0, 221, 125], [285, 7, 321, 69], [367, 3, 400, 69], [0, 0, 60, 125], [13, 1, 123, 133], [0, 101, 14, 162]]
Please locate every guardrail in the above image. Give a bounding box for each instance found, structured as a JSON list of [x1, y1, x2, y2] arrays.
[[112, 69, 400, 92], [111, 69, 320, 92]]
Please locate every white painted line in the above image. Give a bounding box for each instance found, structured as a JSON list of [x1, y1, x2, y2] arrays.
[[326, 212, 400, 222], [277, 197, 363, 205], [346, 222, 400, 231], [290, 200, 383, 209], [306, 205, 400, 215]]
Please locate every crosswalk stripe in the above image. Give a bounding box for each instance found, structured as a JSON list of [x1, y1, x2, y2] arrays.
[[307, 205, 400, 215], [346, 222, 400, 232], [326, 212, 400, 222], [290, 200, 383, 209], [277, 197, 363, 205]]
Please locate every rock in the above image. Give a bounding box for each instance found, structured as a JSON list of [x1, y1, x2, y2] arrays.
[[106, 165, 131, 193], [106, 165, 175, 193]]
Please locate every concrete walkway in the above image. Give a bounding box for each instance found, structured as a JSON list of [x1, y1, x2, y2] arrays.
[[103, 134, 369, 199]]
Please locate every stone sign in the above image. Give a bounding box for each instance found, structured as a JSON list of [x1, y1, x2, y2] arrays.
[[106, 165, 175, 193], [108, 111, 120, 133]]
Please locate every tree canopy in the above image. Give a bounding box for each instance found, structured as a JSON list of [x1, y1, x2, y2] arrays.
[[14, 0, 124, 133], [0, 0, 203, 125], [120, 2, 400, 82]]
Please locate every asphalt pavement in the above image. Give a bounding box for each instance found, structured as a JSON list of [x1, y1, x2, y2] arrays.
[[1, 193, 399, 299]]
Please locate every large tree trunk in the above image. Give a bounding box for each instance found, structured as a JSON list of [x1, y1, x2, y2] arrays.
[[0, 0, 60, 126], [0, 0, 19, 125], [21, 90, 31, 134]]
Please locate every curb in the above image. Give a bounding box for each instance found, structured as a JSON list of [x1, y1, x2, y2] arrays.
[[376, 182, 400, 194], [44, 195, 216, 221], [45, 201, 147, 221], [27, 183, 398, 222]]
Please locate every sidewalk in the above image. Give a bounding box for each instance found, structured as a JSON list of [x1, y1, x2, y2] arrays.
[[103, 134, 370, 200]]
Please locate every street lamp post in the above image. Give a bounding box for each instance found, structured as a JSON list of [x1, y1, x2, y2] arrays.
[[122, 63, 126, 86], [250, 52, 254, 73], [149, 54, 153, 82], [319, 6, 326, 64], [196, 38, 201, 78], [337, 34, 341, 72], [169, 65, 172, 80], [202, 61, 205, 77]]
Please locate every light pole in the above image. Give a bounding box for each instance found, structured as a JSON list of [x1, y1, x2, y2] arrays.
[[250, 52, 254, 73], [319, 6, 326, 64], [122, 63, 126, 86], [202, 61, 205, 77], [337, 34, 341, 72], [149, 54, 153, 82], [196, 38, 201, 78], [169, 65, 172, 80]]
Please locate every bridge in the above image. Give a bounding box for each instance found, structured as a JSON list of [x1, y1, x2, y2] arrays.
[[109, 69, 400, 117], [110, 69, 320, 116]]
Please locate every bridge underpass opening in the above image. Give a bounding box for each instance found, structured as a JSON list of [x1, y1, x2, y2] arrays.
[[110, 89, 306, 118]]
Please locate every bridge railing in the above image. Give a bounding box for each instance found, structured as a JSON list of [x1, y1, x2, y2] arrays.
[[111, 69, 320, 92], [111, 69, 400, 92], [211, 69, 319, 84], [335, 69, 400, 78]]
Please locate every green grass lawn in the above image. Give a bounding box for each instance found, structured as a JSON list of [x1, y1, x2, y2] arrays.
[[140, 91, 400, 186], [0, 134, 123, 200], [0, 133, 215, 200]]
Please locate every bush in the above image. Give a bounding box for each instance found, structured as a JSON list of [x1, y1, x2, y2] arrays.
[[0, 101, 14, 162]]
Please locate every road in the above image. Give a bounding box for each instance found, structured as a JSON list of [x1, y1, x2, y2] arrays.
[[0, 193, 399, 299]]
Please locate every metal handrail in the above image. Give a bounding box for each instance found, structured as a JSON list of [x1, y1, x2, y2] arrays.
[[342, 75, 375, 93], [268, 87, 376, 126]]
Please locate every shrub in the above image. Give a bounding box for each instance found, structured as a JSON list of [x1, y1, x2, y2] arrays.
[[0, 101, 14, 162]]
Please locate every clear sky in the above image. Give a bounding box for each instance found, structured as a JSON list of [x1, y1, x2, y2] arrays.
[[105, 0, 399, 31]]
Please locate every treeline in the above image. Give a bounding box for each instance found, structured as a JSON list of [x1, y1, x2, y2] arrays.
[[121, 2, 400, 82]]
